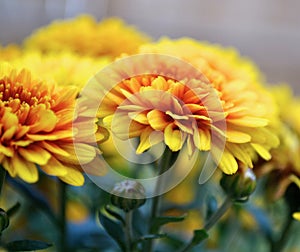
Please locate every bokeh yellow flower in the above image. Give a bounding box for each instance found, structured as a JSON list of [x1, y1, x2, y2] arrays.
[[0, 63, 104, 185], [0, 44, 21, 61], [293, 212, 300, 221], [255, 85, 300, 200], [24, 15, 150, 59], [9, 50, 110, 89]]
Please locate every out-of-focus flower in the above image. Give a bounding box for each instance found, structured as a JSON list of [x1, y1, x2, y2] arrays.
[[0, 44, 21, 61], [255, 85, 300, 200], [0, 63, 105, 185], [24, 15, 150, 59], [293, 212, 300, 221], [140, 38, 262, 84], [9, 50, 110, 90]]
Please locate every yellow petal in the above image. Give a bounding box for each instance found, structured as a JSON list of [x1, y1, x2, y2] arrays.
[[226, 130, 251, 143], [29, 107, 58, 133], [1, 126, 17, 141], [13, 155, 38, 183], [2, 110, 18, 130], [13, 140, 33, 147], [59, 166, 84, 186], [19, 145, 51, 165], [136, 127, 153, 154], [217, 149, 238, 174], [164, 124, 184, 152], [226, 143, 253, 168], [40, 141, 70, 157], [147, 109, 170, 131], [129, 111, 149, 125], [40, 156, 68, 176], [251, 143, 271, 160], [27, 130, 73, 141], [227, 117, 268, 127], [57, 143, 96, 165], [199, 129, 211, 151], [2, 157, 16, 176], [0, 145, 14, 157]]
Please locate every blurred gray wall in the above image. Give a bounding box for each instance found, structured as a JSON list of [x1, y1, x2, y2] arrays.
[[0, 0, 299, 93]]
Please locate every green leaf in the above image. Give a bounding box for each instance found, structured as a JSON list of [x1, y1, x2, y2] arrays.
[[191, 229, 209, 245], [5, 240, 52, 251], [98, 209, 126, 251], [151, 214, 187, 231], [6, 202, 21, 218]]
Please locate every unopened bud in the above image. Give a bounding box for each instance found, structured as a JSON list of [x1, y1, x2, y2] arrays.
[[110, 180, 146, 212], [220, 168, 256, 201]]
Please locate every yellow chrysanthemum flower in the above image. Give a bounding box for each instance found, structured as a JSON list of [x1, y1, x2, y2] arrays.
[[24, 15, 150, 59], [0, 44, 21, 61], [138, 38, 279, 173], [0, 63, 105, 185], [95, 38, 278, 175], [9, 50, 110, 89], [256, 85, 300, 199]]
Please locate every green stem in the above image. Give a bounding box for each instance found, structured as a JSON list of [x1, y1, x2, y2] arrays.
[[124, 211, 133, 252], [180, 196, 233, 252], [0, 166, 6, 243], [150, 148, 173, 220], [270, 215, 293, 252], [0, 166, 6, 197], [59, 181, 67, 252], [146, 148, 174, 252], [204, 195, 233, 231]]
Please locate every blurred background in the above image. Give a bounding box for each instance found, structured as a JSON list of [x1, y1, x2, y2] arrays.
[[0, 0, 299, 93]]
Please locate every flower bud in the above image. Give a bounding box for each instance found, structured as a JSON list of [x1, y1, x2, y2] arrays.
[[220, 167, 256, 201], [0, 208, 9, 232], [110, 180, 146, 212]]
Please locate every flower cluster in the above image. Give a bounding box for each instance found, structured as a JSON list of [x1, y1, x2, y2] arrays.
[[1, 14, 300, 252]]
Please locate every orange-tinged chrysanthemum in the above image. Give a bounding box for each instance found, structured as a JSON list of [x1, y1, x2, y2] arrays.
[[24, 15, 150, 59], [95, 39, 279, 175], [0, 63, 103, 185]]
